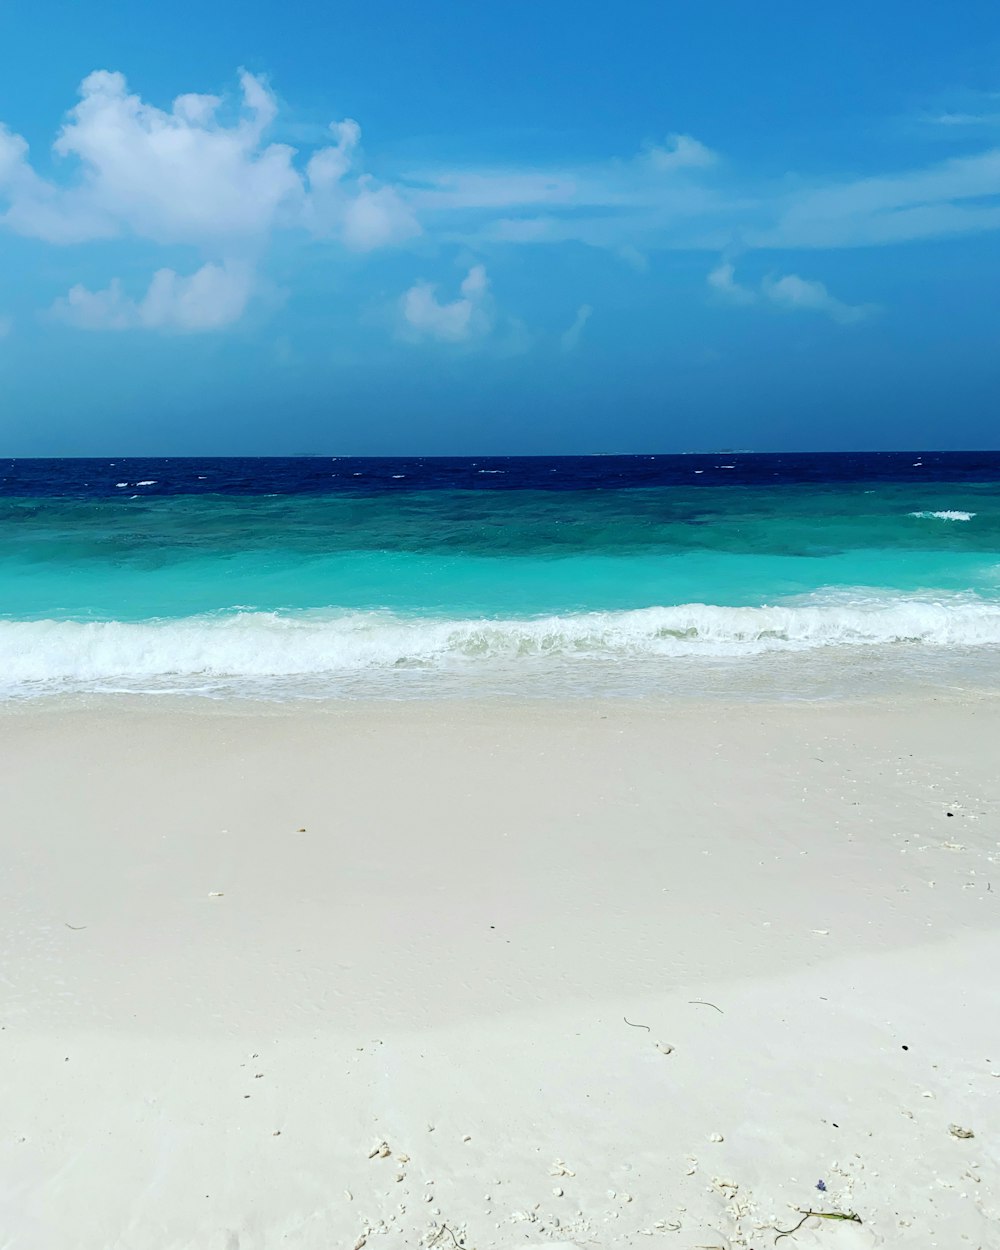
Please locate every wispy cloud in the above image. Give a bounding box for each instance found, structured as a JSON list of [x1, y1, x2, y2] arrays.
[[761, 273, 875, 324], [931, 112, 1000, 127], [748, 148, 1000, 249], [51, 262, 254, 332], [922, 92, 1000, 129], [0, 314, 11, 338], [644, 133, 717, 173], [407, 131, 1000, 254], [707, 261, 756, 305], [559, 303, 593, 352], [406, 144, 733, 251], [708, 262, 876, 324]]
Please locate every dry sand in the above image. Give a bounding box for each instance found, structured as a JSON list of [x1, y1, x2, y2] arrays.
[[1, 695, 998, 1249]]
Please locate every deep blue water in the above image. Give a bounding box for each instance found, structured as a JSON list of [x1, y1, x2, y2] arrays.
[[4, 451, 1000, 496]]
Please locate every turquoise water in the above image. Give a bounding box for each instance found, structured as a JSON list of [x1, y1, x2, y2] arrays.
[[2, 467, 1000, 698], [3, 484, 999, 619]]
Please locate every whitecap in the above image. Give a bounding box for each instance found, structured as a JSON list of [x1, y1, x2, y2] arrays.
[[909, 510, 975, 522]]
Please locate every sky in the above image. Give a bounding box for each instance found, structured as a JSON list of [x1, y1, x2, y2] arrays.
[[1, 0, 999, 454]]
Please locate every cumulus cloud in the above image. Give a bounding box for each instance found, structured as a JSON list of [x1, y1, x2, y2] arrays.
[[0, 69, 424, 333], [304, 120, 419, 248], [341, 182, 419, 250], [51, 261, 254, 332], [708, 261, 874, 323], [0, 70, 418, 250], [0, 72, 296, 244], [399, 264, 492, 342], [559, 303, 593, 352]]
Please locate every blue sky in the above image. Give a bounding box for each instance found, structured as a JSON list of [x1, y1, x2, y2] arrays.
[[1, 0, 999, 454]]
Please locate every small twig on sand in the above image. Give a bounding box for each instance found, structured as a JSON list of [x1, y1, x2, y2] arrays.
[[434, 1226, 463, 1249], [774, 1210, 862, 1243], [623, 1017, 651, 1031], [689, 1000, 724, 1014], [64, 924, 88, 931]]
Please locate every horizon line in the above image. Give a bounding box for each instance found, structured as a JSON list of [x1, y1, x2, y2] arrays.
[[4, 448, 1000, 461]]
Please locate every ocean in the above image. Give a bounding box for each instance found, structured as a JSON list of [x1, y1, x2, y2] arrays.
[[2, 452, 1000, 701]]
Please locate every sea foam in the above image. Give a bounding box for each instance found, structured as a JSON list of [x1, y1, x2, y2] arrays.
[[909, 510, 976, 521], [3, 598, 1000, 697]]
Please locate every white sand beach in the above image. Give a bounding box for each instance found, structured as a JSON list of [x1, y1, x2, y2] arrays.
[[1, 696, 998, 1249]]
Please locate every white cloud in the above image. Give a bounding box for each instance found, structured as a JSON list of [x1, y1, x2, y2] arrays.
[[406, 170, 579, 212], [304, 122, 419, 249], [707, 261, 756, 305], [1, 71, 298, 244], [6, 67, 1000, 344], [748, 148, 1000, 249], [617, 245, 648, 271], [305, 119, 361, 188], [0, 70, 417, 251], [0, 69, 423, 334], [52, 261, 253, 332], [761, 273, 875, 324], [341, 182, 419, 250], [399, 264, 492, 342], [925, 94, 1000, 128], [932, 112, 1000, 127], [407, 155, 724, 252], [559, 303, 593, 352], [646, 133, 717, 172], [409, 132, 1000, 254], [708, 261, 874, 324]]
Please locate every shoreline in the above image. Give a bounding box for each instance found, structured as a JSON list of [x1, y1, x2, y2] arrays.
[[3, 665, 1000, 717], [2, 696, 998, 1247]]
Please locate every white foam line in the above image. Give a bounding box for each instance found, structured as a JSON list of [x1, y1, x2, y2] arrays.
[[2, 597, 1000, 695]]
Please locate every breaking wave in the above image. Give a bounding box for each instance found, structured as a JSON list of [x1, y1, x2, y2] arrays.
[[3, 596, 1000, 698]]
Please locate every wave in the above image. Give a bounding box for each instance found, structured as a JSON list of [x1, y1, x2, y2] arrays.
[[909, 510, 976, 521], [3, 598, 1000, 696]]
